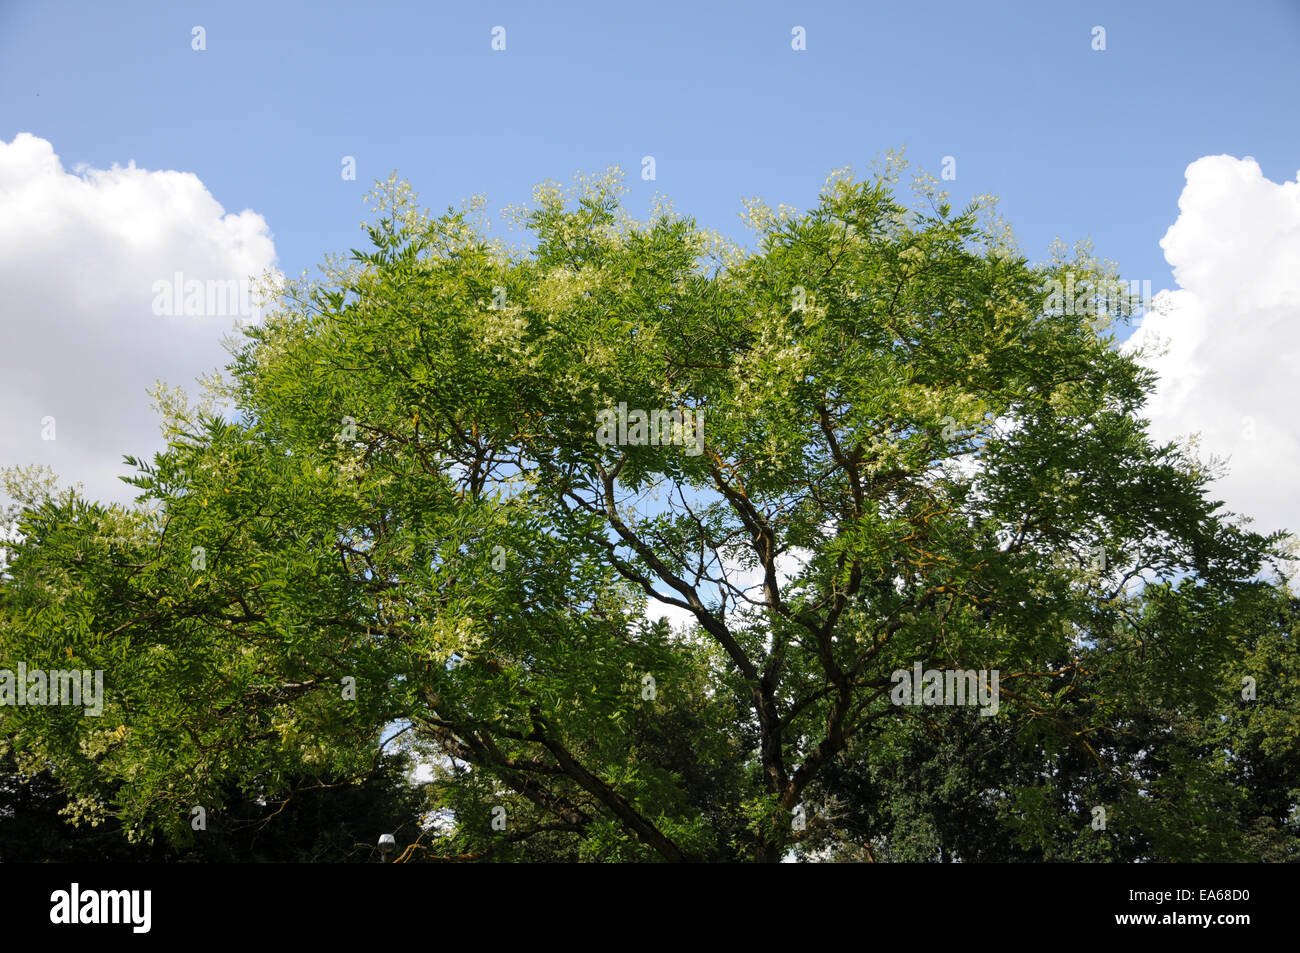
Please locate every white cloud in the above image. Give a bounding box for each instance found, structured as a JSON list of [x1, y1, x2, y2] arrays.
[[0, 133, 277, 505], [1125, 156, 1300, 558], [645, 595, 699, 632]]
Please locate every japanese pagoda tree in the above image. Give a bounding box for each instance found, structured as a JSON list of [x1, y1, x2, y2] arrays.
[[1, 159, 1289, 861]]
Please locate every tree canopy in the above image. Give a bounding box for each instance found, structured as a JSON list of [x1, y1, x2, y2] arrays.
[[2, 159, 1295, 861]]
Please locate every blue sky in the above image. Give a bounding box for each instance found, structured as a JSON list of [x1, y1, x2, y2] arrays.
[[4, 0, 1298, 304]]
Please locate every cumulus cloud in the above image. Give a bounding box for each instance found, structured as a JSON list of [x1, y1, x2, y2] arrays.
[[1125, 156, 1300, 559], [0, 133, 277, 505]]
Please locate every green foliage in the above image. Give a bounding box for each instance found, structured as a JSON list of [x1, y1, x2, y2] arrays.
[[1, 159, 1294, 861], [0, 746, 426, 862]]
